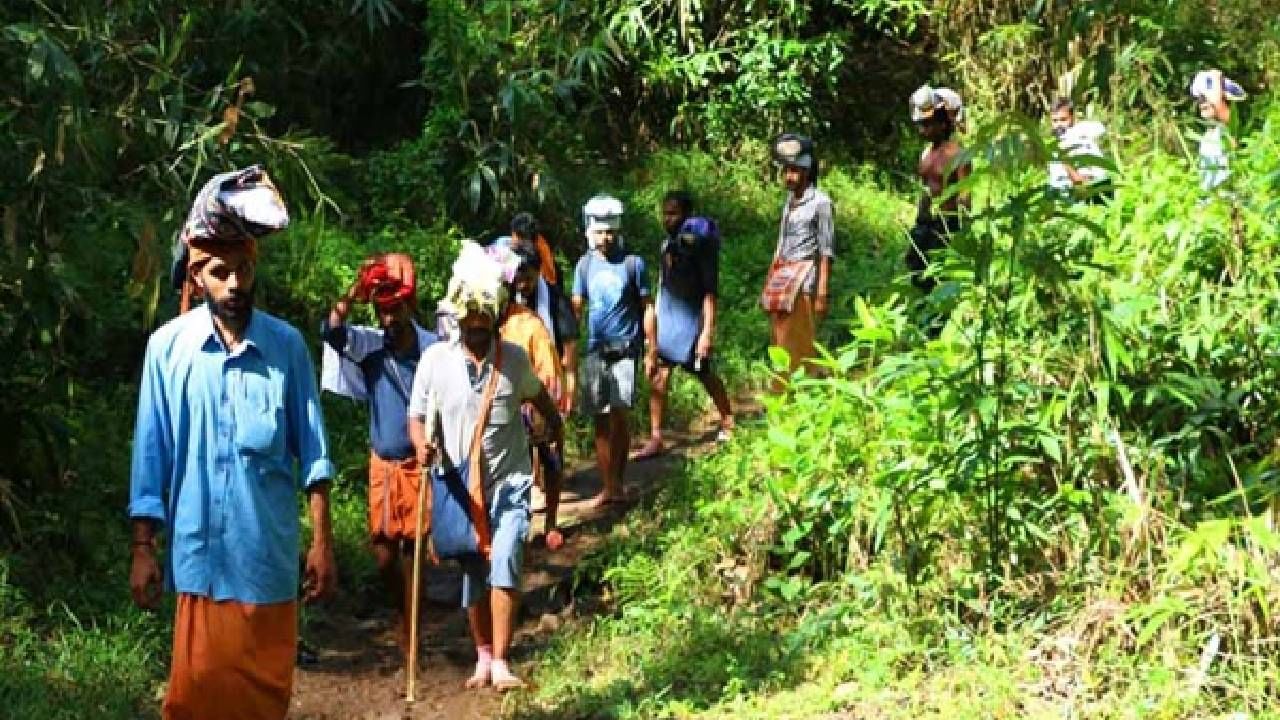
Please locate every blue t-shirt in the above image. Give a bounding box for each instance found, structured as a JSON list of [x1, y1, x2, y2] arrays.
[[572, 250, 649, 352], [323, 322, 436, 460]]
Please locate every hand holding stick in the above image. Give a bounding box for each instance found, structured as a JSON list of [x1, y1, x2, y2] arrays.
[[407, 392, 437, 702]]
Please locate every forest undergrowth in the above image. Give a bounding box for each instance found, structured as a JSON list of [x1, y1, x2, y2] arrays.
[[511, 111, 1280, 719]]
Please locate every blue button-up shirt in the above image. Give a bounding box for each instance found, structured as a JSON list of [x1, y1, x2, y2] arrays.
[[129, 306, 334, 604]]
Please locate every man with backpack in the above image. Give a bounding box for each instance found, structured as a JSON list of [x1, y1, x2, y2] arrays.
[[495, 214, 579, 415], [570, 194, 655, 508], [633, 190, 734, 460]]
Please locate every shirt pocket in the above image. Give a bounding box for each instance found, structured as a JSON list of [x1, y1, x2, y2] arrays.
[[234, 370, 286, 460]]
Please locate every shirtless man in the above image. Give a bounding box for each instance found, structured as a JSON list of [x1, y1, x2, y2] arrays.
[[907, 85, 971, 294]]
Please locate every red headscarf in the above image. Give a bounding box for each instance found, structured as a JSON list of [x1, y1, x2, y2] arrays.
[[356, 253, 416, 309]]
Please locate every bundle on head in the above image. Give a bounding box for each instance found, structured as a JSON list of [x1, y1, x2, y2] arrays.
[[171, 165, 289, 312]]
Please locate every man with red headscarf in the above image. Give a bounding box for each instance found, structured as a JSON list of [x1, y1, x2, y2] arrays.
[[321, 252, 438, 660], [130, 165, 337, 719]]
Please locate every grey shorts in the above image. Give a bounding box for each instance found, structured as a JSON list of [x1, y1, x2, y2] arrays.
[[580, 352, 637, 416], [460, 475, 532, 607]]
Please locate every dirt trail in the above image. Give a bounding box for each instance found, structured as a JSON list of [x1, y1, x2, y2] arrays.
[[288, 419, 726, 720]]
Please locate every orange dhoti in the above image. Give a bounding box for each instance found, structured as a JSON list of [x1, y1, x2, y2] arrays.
[[162, 594, 296, 720], [769, 292, 817, 377], [368, 452, 424, 540]]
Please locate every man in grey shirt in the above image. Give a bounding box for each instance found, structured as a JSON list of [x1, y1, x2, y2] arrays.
[[408, 241, 562, 692], [765, 133, 834, 380]]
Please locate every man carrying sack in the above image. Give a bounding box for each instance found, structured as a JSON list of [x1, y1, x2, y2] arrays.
[[321, 252, 437, 661], [407, 241, 562, 691], [762, 133, 835, 382], [129, 165, 337, 720]]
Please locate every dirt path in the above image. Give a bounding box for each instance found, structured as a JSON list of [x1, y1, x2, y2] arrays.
[[288, 420, 726, 720]]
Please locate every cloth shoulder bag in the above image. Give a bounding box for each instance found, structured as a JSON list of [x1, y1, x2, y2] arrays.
[[760, 204, 815, 313], [428, 343, 502, 560]]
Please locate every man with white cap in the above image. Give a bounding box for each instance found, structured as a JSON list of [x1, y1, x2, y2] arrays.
[[907, 84, 971, 295], [1189, 69, 1246, 192], [570, 194, 655, 507], [762, 133, 834, 382]]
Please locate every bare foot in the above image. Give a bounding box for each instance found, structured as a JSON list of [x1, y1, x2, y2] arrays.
[[630, 437, 665, 461], [491, 660, 525, 692], [587, 491, 628, 510], [464, 660, 491, 689]]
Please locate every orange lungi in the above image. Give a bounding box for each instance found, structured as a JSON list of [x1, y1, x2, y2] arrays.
[[769, 291, 817, 376], [368, 451, 423, 540], [162, 594, 296, 720]]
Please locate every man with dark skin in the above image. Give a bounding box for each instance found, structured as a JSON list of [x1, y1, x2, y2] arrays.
[[131, 166, 336, 719], [634, 191, 734, 458], [908, 85, 971, 294], [322, 253, 436, 660]]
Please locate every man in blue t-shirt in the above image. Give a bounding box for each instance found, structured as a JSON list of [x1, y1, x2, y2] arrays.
[[570, 194, 656, 508], [634, 190, 734, 460], [320, 253, 437, 660]]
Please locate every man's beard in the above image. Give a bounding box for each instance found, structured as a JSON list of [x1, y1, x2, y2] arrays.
[[463, 325, 493, 351], [208, 287, 254, 325]]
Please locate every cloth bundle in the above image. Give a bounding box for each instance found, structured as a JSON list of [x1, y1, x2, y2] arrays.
[[170, 165, 289, 312], [356, 253, 417, 309]]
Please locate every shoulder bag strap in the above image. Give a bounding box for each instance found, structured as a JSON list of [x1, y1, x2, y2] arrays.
[[466, 341, 503, 557]]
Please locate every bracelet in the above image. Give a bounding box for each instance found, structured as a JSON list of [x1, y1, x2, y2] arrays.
[[130, 539, 155, 549]]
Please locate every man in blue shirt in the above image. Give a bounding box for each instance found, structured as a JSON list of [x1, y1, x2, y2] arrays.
[[570, 194, 656, 508], [321, 252, 436, 660], [129, 166, 336, 720], [634, 191, 734, 460]]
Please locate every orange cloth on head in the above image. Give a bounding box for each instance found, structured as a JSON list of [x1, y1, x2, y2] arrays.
[[770, 292, 817, 378], [368, 451, 425, 540], [162, 593, 295, 720], [180, 238, 260, 313]]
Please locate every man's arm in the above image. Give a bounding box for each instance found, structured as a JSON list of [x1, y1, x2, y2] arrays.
[[642, 298, 658, 380], [813, 197, 835, 319], [129, 337, 171, 609], [302, 482, 336, 602], [697, 294, 717, 358], [954, 153, 973, 211]]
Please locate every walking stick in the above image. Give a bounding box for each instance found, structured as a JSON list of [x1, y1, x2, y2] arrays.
[[407, 392, 436, 703]]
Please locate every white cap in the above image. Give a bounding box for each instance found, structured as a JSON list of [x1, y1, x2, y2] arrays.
[[910, 84, 964, 125], [1190, 69, 1246, 102], [583, 194, 624, 245]]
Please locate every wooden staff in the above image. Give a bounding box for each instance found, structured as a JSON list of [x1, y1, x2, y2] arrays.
[[407, 392, 436, 702]]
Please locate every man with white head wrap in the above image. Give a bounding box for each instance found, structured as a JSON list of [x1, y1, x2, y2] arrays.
[[570, 194, 656, 508], [408, 241, 562, 691], [908, 84, 971, 296], [1189, 69, 1246, 191]]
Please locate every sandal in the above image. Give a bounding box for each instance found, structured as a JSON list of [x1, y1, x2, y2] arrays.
[[630, 438, 665, 461]]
